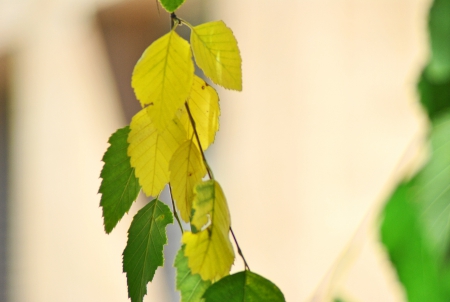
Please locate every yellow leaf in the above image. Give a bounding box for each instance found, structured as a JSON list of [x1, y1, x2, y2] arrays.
[[128, 107, 187, 197], [191, 21, 242, 91], [169, 140, 207, 222], [132, 30, 194, 130], [181, 180, 235, 281], [178, 76, 220, 150], [182, 229, 234, 281]]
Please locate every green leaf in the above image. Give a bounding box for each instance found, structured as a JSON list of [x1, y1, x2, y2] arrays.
[[123, 199, 174, 302], [132, 29, 194, 130], [158, 0, 185, 12], [203, 271, 285, 302], [427, 0, 450, 81], [175, 245, 211, 302], [191, 21, 242, 91], [380, 184, 446, 302], [418, 70, 450, 119], [99, 126, 141, 234], [380, 111, 450, 302]]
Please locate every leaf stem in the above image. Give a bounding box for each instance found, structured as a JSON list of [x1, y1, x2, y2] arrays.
[[230, 227, 251, 271], [184, 101, 250, 270], [184, 102, 214, 179], [169, 184, 184, 234]]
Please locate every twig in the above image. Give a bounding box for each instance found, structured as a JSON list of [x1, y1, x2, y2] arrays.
[[169, 184, 184, 234]]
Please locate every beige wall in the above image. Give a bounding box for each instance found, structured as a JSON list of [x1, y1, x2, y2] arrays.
[[1, 0, 430, 301]]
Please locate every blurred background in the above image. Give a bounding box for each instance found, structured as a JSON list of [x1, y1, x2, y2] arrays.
[[0, 0, 431, 301]]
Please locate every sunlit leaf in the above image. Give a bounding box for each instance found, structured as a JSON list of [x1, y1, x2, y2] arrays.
[[182, 229, 234, 282], [190, 180, 230, 233], [203, 271, 285, 302], [170, 140, 207, 222], [182, 180, 234, 281], [128, 107, 187, 197], [158, 0, 185, 12], [184, 76, 220, 150], [191, 21, 242, 91], [380, 111, 450, 301], [132, 29, 194, 130], [99, 126, 141, 234], [175, 245, 211, 302], [123, 199, 173, 302]]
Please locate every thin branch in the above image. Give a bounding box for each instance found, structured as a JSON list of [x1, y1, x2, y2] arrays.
[[169, 184, 184, 234], [230, 227, 250, 271], [185, 101, 250, 270], [184, 102, 214, 179]]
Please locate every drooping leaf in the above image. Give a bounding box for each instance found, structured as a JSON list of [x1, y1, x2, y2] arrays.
[[169, 140, 207, 222], [175, 245, 211, 302], [427, 0, 450, 82], [99, 126, 141, 234], [128, 107, 187, 197], [380, 111, 450, 301], [189, 180, 230, 233], [182, 180, 234, 281], [191, 21, 242, 91], [158, 0, 185, 12], [203, 271, 285, 302], [178, 76, 220, 150], [132, 29, 194, 130], [123, 199, 173, 302]]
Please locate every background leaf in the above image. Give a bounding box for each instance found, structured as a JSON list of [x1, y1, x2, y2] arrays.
[[419, 0, 450, 118], [99, 126, 141, 234], [175, 245, 211, 302], [182, 180, 234, 281], [203, 271, 285, 302], [380, 111, 450, 302], [191, 21, 242, 91], [128, 107, 187, 197], [158, 0, 185, 12], [170, 140, 207, 222], [427, 0, 450, 82], [123, 199, 173, 302], [418, 70, 450, 119], [132, 30, 194, 130]]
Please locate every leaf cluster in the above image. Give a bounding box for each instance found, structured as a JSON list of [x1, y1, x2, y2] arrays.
[[98, 2, 285, 301]]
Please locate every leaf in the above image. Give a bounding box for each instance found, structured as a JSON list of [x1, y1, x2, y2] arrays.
[[123, 199, 173, 302], [169, 140, 207, 222], [380, 184, 446, 302], [99, 126, 141, 234], [158, 0, 185, 12], [191, 21, 242, 91], [380, 111, 450, 301], [175, 245, 211, 302], [412, 113, 450, 257], [202, 271, 285, 302], [418, 70, 450, 119], [128, 107, 187, 197], [181, 76, 220, 150], [132, 29, 194, 130], [182, 180, 235, 281], [427, 0, 450, 82]]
